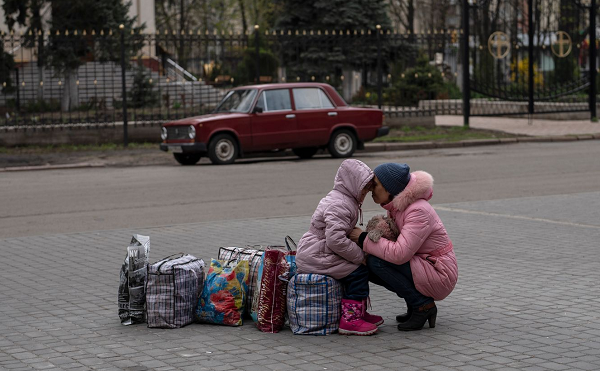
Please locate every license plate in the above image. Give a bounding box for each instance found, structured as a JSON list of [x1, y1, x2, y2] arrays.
[[170, 146, 182, 153]]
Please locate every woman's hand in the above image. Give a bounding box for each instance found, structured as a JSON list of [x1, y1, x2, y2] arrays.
[[349, 227, 364, 243]]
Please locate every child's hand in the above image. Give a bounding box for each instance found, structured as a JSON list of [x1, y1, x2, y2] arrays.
[[349, 227, 363, 243]]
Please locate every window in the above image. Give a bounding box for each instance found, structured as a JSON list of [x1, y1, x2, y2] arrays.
[[293, 88, 335, 110], [319, 89, 335, 108], [214, 89, 257, 113], [255, 89, 292, 112]]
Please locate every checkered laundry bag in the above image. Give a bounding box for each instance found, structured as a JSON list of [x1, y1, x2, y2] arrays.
[[218, 246, 263, 317], [146, 253, 205, 328], [287, 273, 343, 335]]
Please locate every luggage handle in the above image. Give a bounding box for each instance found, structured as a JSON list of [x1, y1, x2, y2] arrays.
[[223, 256, 243, 268], [224, 246, 264, 263], [285, 236, 297, 252], [155, 252, 186, 273], [222, 247, 262, 268]]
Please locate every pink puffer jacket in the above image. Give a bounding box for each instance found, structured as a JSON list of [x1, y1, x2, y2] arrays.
[[363, 171, 458, 301], [296, 159, 374, 280]]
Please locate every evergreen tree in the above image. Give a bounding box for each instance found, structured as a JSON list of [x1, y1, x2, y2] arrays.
[[274, 0, 391, 80], [46, 0, 145, 111], [3, 0, 144, 111]]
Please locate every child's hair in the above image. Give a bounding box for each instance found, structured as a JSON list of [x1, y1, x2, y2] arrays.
[[364, 178, 375, 192]]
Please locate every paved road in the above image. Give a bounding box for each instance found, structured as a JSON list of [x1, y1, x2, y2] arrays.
[[1, 141, 599, 371], [2, 141, 600, 239]]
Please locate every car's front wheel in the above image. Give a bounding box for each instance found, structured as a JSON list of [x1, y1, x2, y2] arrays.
[[292, 147, 318, 159], [208, 133, 239, 165], [328, 129, 357, 158], [173, 153, 202, 165]]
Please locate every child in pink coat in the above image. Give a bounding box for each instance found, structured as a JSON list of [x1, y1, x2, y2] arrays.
[[296, 159, 383, 336]]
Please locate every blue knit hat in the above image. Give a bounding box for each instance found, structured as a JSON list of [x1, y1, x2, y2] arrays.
[[373, 163, 411, 196]]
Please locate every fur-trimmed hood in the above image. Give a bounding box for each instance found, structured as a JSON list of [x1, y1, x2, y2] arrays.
[[383, 171, 434, 213]]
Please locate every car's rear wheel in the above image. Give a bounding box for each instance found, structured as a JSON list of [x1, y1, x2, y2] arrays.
[[173, 153, 201, 165], [292, 147, 318, 159], [328, 129, 357, 158], [208, 133, 238, 165]]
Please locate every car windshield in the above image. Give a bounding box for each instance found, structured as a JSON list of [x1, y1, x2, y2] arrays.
[[214, 89, 258, 113]]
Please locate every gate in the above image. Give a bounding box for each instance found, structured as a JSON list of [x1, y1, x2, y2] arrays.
[[463, 0, 597, 121]]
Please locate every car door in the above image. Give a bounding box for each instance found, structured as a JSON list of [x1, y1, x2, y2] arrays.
[[250, 88, 298, 150], [292, 87, 339, 146]]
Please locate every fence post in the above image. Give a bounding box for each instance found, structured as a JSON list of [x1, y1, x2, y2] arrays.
[[119, 24, 128, 147], [15, 67, 20, 112], [254, 25, 260, 84], [527, 0, 534, 115], [462, 0, 470, 127], [590, 0, 597, 121], [376, 25, 383, 109]]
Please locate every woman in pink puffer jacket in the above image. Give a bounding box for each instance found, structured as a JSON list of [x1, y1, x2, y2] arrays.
[[350, 163, 458, 331], [296, 159, 383, 336]]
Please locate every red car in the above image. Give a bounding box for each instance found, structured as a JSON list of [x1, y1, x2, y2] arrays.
[[160, 83, 389, 165]]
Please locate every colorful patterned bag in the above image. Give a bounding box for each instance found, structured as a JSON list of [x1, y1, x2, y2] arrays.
[[146, 253, 205, 329], [287, 273, 343, 335], [218, 246, 264, 317], [196, 258, 249, 326]]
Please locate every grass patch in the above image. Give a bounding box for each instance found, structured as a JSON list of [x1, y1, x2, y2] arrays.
[[374, 125, 519, 143], [0, 142, 158, 155]]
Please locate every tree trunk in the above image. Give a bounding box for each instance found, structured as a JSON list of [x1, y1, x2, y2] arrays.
[[408, 0, 415, 35], [238, 0, 248, 36], [61, 71, 79, 112]]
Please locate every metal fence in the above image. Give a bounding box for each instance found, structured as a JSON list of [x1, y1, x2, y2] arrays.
[[0, 28, 462, 130], [2, 2, 599, 134], [462, 0, 598, 121]]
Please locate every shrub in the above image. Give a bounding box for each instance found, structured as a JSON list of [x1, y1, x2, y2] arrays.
[[385, 57, 461, 106], [233, 47, 279, 85], [114, 65, 159, 109]]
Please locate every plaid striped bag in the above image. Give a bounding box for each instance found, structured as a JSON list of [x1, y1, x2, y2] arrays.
[[146, 253, 205, 329], [287, 274, 343, 335], [218, 246, 263, 317]]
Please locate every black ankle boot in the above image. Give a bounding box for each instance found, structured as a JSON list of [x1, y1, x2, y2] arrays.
[[395, 307, 413, 323], [397, 302, 437, 331]]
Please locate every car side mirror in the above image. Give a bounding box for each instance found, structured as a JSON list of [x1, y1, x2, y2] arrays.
[[253, 106, 263, 114]]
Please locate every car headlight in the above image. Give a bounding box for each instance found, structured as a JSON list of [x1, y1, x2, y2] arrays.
[[188, 125, 196, 139], [161, 127, 168, 140]]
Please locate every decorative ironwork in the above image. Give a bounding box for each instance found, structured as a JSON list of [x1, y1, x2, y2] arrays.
[[488, 32, 510, 59], [468, 0, 594, 117], [551, 31, 572, 58]]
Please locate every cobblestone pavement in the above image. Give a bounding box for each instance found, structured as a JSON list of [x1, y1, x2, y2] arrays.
[[1, 192, 599, 371]]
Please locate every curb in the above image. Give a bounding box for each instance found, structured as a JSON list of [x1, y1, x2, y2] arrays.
[[362, 134, 599, 152], [1, 134, 598, 172], [0, 163, 105, 172]]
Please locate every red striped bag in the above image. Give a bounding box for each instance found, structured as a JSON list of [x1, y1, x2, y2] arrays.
[[255, 248, 291, 333]]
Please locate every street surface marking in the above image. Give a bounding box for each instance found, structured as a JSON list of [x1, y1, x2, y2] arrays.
[[434, 206, 600, 229]]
